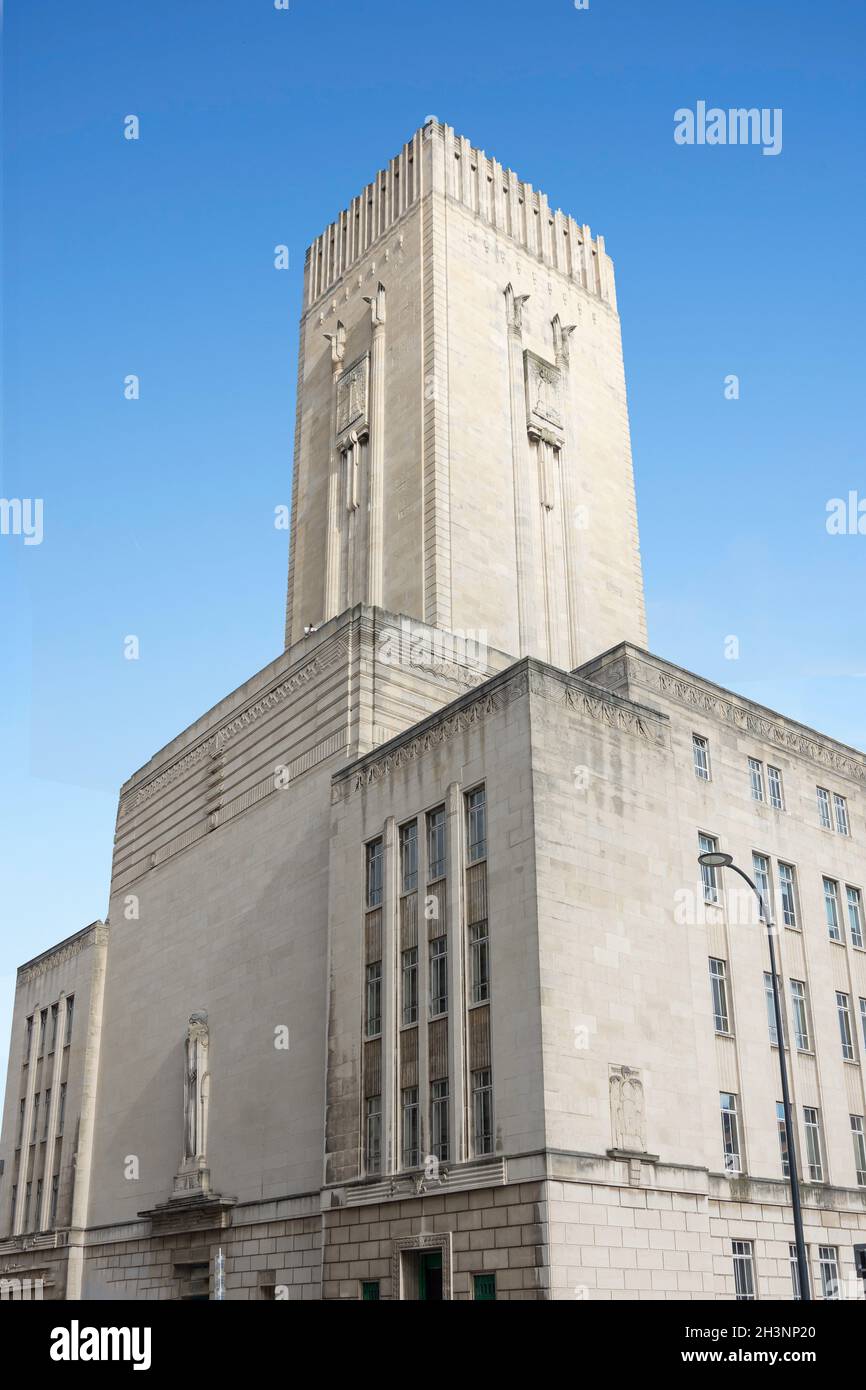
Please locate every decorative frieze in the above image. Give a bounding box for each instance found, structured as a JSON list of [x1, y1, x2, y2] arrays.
[[17, 924, 108, 987]]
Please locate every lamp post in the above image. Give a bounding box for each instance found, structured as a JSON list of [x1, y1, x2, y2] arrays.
[[698, 850, 811, 1301]]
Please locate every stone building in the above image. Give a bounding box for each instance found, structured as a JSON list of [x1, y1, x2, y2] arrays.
[[2, 121, 865, 1301]]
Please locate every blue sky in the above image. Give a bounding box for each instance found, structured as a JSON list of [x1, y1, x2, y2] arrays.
[[1, 0, 864, 1090]]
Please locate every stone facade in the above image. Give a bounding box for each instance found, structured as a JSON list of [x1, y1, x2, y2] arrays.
[[1, 125, 864, 1302]]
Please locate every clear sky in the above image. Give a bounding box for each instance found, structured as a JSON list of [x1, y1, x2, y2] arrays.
[[1, 0, 864, 1095]]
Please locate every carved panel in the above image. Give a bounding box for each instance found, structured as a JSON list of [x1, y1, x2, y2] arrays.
[[400, 1027, 418, 1089], [336, 354, 369, 437], [428, 1017, 448, 1081], [524, 350, 563, 439], [468, 1004, 491, 1071], [399, 894, 418, 951], [465, 862, 487, 927]]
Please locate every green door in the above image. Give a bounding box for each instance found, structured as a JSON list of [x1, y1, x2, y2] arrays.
[[418, 1251, 443, 1301]]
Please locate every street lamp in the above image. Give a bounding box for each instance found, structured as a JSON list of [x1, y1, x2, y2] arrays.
[[698, 850, 811, 1301]]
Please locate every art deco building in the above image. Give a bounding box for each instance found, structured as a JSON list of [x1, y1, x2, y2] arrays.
[[2, 122, 865, 1301]]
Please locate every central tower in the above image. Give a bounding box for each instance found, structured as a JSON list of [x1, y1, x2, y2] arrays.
[[285, 120, 647, 668]]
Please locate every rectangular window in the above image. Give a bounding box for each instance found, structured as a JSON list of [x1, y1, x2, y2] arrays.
[[861, 998, 866, 1053], [365, 1095, 382, 1173], [817, 786, 833, 829], [818, 1246, 840, 1299], [804, 1107, 824, 1182], [49, 1174, 59, 1228], [64, 996, 74, 1046], [31, 1093, 40, 1145], [470, 921, 490, 1005], [778, 863, 798, 928], [399, 821, 418, 894], [49, 1003, 59, 1053], [36, 1178, 43, 1222], [365, 839, 384, 908], [431, 1078, 450, 1162], [753, 853, 773, 919], [709, 958, 730, 1034], [699, 834, 720, 905], [401, 947, 418, 1027], [39, 1008, 47, 1055], [43, 1088, 51, 1141], [834, 794, 849, 837], [473, 1272, 496, 1301], [768, 765, 784, 810], [24, 1182, 32, 1232], [427, 806, 446, 880], [429, 937, 448, 1017], [401, 1086, 419, 1168], [748, 757, 765, 803], [764, 973, 785, 1047], [466, 786, 487, 863], [58, 1082, 67, 1137], [720, 1092, 742, 1175], [846, 886, 864, 949], [17, 1097, 25, 1148], [732, 1240, 756, 1300], [471, 1068, 493, 1156], [25, 1014, 33, 1056], [362, 1280, 380, 1301], [851, 1115, 866, 1186], [824, 878, 843, 942], [776, 1102, 790, 1178], [837, 992, 855, 1061], [778, 861, 800, 928], [790, 981, 811, 1051], [365, 961, 382, 1038], [789, 1245, 809, 1300], [692, 734, 710, 780]]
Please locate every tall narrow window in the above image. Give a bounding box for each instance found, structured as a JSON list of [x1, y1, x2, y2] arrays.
[[748, 757, 765, 802], [470, 922, 490, 1005], [833, 794, 850, 837], [846, 886, 864, 949], [778, 863, 798, 928], [429, 937, 448, 1017], [709, 959, 730, 1033], [824, 878, 843, 942], [49, 1174, 59, 1228], [837, 992, 855, 1060], [466, 786, 487, 863], [401, 947, 418, 1027], [818, 1246, 840, 1299], [431, 1078, 450, 1162], [790, 981, 811, 1051], [753, 853, 772, 918], [365, 839, 384, 908], [850, 1115, 866, 1186], [471, 1068, 493, 1156], [817, 787, 833, 829], [789, 1244, 809, 1300], [776, 1102, 790, 1178], [24, 1183, 32, 1232], [25, 1014, 33, 1056], [732, 1240, 756, 1300], [43, 1088, 51, 1141], [427, 807, 446, 880], [764, 973, 785, 1046], [365, 962, 382, 1038], [31, 1094, 40, 1145], [699, 834, 720, 905], [861, 998, 866, 1052], [58, 1082, 67, 1137], [767, 765, 784, 810], [16, 1097, 25, 1148], [49, 1003, 59, 1052], [39, 1009, 47, 1055], [720, 1092, 742, 1174], [401, 1086, 419, 1168], [365, 1095, 382, 1173], [399, 821, 418, 894], [692, 734, 710, 781], [64, 997, 74, 1046], [804, 1107, 824, 1182], [36, 1178, 43, 1223]]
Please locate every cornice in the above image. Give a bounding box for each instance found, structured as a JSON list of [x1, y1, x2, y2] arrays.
[[17, 923, 108, 988]]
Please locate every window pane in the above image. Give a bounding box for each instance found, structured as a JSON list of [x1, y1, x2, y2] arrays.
[[776, 1102, 790, 1178], [693, 735, 710, 780], [817, 787, 832, 829], [720, 1093, 741, 1174], [365, 961, 382, 1037], [834, 794, 849, 836], [824, 878, 842, 941], [846, 886, 864, 949], [401, 948, 418, 1026], [768, 766, 784, 810], [429, 937, 448, 1016], [778, 863, 798, 928], [748, 757, 765, 802], [709, 959, 729, 1033], [427, 808, 446, 880], [804, 1107, 823, 1182], [732, 1240, 755, 1300], [366, 839, 384, 907], [699, 834, 720, 904], [818, 1246, 839, 1299], [470, 922, 490, 1005], [472, 1068, 493, 1155], [790, 981, 810, 1051], [851, 1115, 866, 1186], [837, 992, 855, 1060], [467, 787, 487, 862], [399, 822, 418, 894]]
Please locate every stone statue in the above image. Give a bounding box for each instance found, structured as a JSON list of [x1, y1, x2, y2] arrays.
[[183, 1012, 209, 1161], [609, 1064, 646, 1153]]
